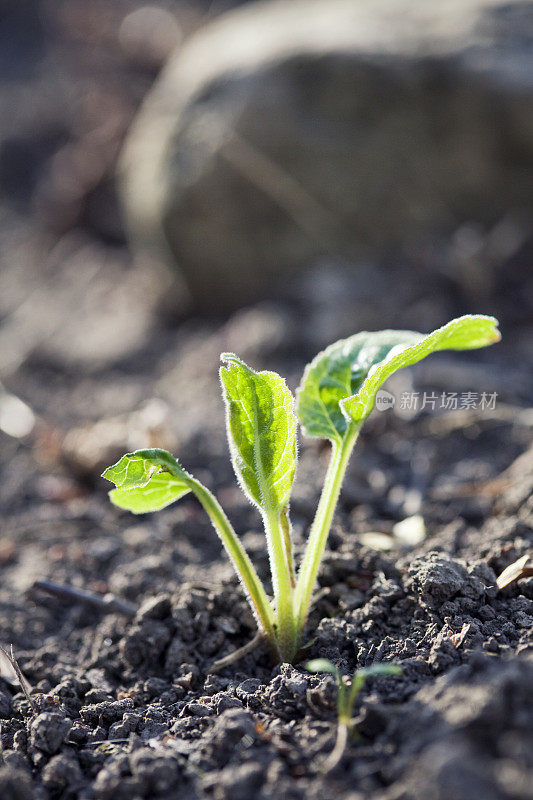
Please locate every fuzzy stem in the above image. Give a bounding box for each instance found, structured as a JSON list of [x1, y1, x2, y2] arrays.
[[294, 422, 360, 641], [189, 479, 277, 649], [264, 508, 297, 662], [347, 672, 367, 712], [281, 507, 296, 588]]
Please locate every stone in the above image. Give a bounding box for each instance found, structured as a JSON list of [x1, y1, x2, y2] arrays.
[[409, 552, 469, 603], [129, 747, 182, 794], [29, 713, 72, 755], [41, 754, 83, 793], [121, 0, 533, 313], [79, 698, 135, 727]]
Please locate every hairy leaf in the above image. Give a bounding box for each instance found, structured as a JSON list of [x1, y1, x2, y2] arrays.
[[220, 354, 297, 514], [102, 449, 191, 514], [297, 331, 421, 441], [297, 315, 500, 441], [341, 315, 500, 425], [109, 474, 190, 513]]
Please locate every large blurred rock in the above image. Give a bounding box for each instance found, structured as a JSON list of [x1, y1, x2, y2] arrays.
[[120, 0, 533, 313]]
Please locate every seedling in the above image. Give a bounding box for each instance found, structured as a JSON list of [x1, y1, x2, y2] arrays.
[[307, 659, 402, 772], [103, 315, 500, 663]]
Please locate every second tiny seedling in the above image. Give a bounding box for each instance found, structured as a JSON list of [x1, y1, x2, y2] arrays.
[[307, 659, 402, 772], [103, 315, 500, 664]]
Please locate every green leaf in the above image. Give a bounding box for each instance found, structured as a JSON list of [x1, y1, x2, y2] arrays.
[[297, 315, 500, 441], [341, 315, 500, 425], [347, 663, 402, 714], [306, 658, 340, 678], [356, 664, 403, 679], [102, 449, 192, 514], [220, 354, 297, 514], [109, 474, 190, 513], [296, 331, 422, 442]]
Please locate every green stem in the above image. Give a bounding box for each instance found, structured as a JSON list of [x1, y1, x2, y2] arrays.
[[189, 479, 277, 651], [346, 673, 367, 713], [294, 422, 360, 641], [264, 509, 297, 662], [281, 507, 296, 588], [337, 676, 348, 722]]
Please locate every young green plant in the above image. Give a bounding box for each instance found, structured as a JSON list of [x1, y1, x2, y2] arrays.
[[307, 659, 402, 772], [103, 314, 500, 663]]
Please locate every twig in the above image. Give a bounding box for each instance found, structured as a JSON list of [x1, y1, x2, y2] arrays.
[[208, 631, 265, 673], [83, 738, 130, 748], [32, 580, 137, 617], [0, 645, 35, 712]]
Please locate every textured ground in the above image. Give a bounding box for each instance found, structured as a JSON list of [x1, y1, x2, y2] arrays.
[[0, 284, 532, 799], [0, 2, 532, 798]]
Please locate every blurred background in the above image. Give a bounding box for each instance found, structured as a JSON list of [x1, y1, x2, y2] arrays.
[[0, 0, 532, 521]]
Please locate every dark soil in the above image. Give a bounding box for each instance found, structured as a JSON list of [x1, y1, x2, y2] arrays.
[[1, 283, 532, 800], [1, 2, 532, 799]]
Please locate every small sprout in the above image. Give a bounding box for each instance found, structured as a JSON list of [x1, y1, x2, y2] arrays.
[[307, 658, 402, 772], [103, 315, 500, 664]]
